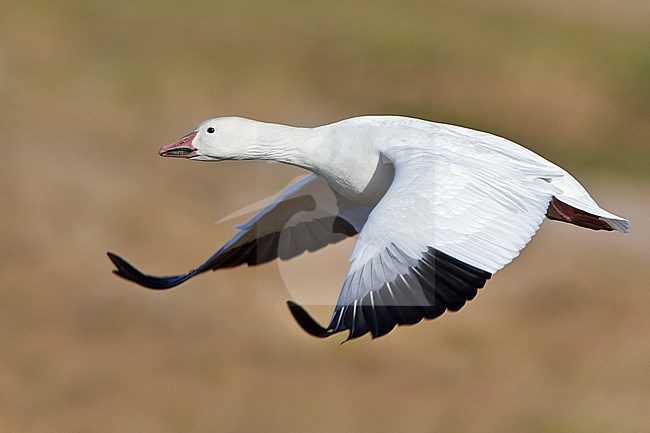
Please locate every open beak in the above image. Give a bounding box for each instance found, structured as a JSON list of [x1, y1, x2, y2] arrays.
[[159, 131, 198, 158]]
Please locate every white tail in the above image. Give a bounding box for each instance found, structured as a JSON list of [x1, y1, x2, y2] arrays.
[[547, 170, 629, 234]]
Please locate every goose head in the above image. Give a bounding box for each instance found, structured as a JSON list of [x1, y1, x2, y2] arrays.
[[159, 117, 263, 161]]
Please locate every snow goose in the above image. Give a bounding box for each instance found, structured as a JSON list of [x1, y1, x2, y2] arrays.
[[108, 116, 629, 340]]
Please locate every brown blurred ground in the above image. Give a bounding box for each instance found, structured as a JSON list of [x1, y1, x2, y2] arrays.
[[1, 1, 649, 432]]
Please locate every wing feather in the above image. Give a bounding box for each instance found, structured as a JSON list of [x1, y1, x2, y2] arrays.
[[290, 147, 559, 340], [109, 174, 372, 289]]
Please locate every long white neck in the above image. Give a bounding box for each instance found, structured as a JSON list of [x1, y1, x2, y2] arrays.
[[230, 118, 389, 205], [240, 121, 325, 171]]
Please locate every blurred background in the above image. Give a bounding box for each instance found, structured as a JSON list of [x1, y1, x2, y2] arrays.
[[1, 1, 649, 432]]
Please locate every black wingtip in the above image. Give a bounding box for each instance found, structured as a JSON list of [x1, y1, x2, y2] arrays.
[[106, 251, 192, 290], [286, 301, 333, 338]]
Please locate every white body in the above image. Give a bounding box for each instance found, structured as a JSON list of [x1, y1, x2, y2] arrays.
[[194, 116, 626, 222]]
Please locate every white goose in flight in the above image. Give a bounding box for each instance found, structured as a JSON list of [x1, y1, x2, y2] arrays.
[[108, 116, 629, 340]]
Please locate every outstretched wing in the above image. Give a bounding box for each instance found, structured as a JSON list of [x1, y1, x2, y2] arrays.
[[289, 146, 562, 340], [109, 174, 372, 289]]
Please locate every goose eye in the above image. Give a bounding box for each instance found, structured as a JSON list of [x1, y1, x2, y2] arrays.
[[207, 127, 215, 134]]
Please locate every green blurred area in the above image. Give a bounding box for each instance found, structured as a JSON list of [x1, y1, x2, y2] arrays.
[[1, 1, 649, 433], [4, 0, 649, 174]]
